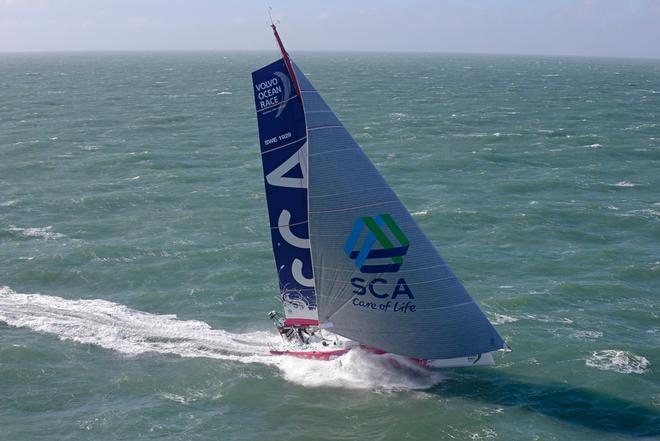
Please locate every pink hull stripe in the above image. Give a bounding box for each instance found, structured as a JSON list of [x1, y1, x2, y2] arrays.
[[283, 318, 320, 327], [270, 348, 351, 360], [270, 345, 430, 367]]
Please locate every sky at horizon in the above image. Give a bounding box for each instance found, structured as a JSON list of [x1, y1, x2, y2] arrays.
[[1, 0, 659, 59]]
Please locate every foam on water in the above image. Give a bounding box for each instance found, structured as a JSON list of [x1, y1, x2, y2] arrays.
[[488, 312, 519, 325], [0, 286, 443, 391], [613, 181, 636, 188], [586, 350, 651, 375], [7, 225, 64, 240], [411, 209, 429, 217], [570, 330, 603, 341]]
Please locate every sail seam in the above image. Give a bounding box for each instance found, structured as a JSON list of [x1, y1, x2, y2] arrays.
[[308, 125, 343, 131], [261, 136, 307, 155], [310, 186, 393, 199], [310, 200, 398, 214], [311, 263, 450, 273], [313, 274, 457, 286], [270, 219, 309, 229], [309, 148, 361, 157]]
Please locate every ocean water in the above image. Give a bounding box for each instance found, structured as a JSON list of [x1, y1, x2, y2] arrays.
[[1, 51, 659, 440]]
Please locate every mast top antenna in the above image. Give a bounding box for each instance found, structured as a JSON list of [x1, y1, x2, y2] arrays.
[[268, 7, 279, 29]]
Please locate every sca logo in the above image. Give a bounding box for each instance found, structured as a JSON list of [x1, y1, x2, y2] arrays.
[[344, 214, 414, 306], [343, 213, 409, 273]]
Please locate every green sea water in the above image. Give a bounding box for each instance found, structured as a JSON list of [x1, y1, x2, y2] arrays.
[[1, 51, 659, 440]]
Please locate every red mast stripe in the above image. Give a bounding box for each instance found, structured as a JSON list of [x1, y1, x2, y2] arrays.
[[270, 24, 303, 101]]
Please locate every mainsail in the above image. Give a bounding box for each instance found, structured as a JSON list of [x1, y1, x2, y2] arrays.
[[252, 26, 506, 359], [252, 59, 317, 324]]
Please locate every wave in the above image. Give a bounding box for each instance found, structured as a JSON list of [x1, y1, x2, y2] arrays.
[[569, 330, 603, 341], [586, 350, 650, 375], [8, 225, 64, 240], [0, 286, 443, 391], [411, 209, 429, 218], [488, 312, 519, 325]]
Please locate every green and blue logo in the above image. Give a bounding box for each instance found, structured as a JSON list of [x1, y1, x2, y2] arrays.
[[343, 214, 410, 273]]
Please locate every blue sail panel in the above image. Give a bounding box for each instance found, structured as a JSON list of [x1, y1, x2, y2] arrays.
[[252, 60, 317, 322], [294, 63, 506, 359]]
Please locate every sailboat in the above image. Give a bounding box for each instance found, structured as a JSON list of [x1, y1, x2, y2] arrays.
[[251, 23, 508, 368]]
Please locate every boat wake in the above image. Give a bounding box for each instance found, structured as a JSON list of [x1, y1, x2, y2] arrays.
[[0, 286, 443, 390]]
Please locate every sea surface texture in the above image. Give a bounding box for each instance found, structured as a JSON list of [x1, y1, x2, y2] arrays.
[[1, 52, 659, 440]]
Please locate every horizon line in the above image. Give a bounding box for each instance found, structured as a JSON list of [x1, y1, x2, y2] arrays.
[[1, 48, 659, 62]]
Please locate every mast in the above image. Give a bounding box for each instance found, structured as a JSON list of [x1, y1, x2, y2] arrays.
[[252, 13, 318, 324], [269, 12, 302, 100]]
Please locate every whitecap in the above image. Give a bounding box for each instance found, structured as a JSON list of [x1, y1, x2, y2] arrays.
[[614, 181, 636, 187], [586, 350, 650, 374], [587, 143, 602, 148], [570, 330, 603, 341], [522, 314, 572, 324], [627, 209, 660, 219], [468, 428, 498, 439], [488, 313, 518, 325], [8, 225, 64, 240], [412, 210, 429, 218]]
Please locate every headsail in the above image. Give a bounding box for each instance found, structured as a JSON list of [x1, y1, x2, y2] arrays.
[[295, 64, 507, 360], [251, 58, 317, 323]]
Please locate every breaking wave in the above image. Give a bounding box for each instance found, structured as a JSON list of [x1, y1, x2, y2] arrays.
[[7, 225, 64, 240], [586, 350, 650, 375], [0, 286, 443, 391]]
